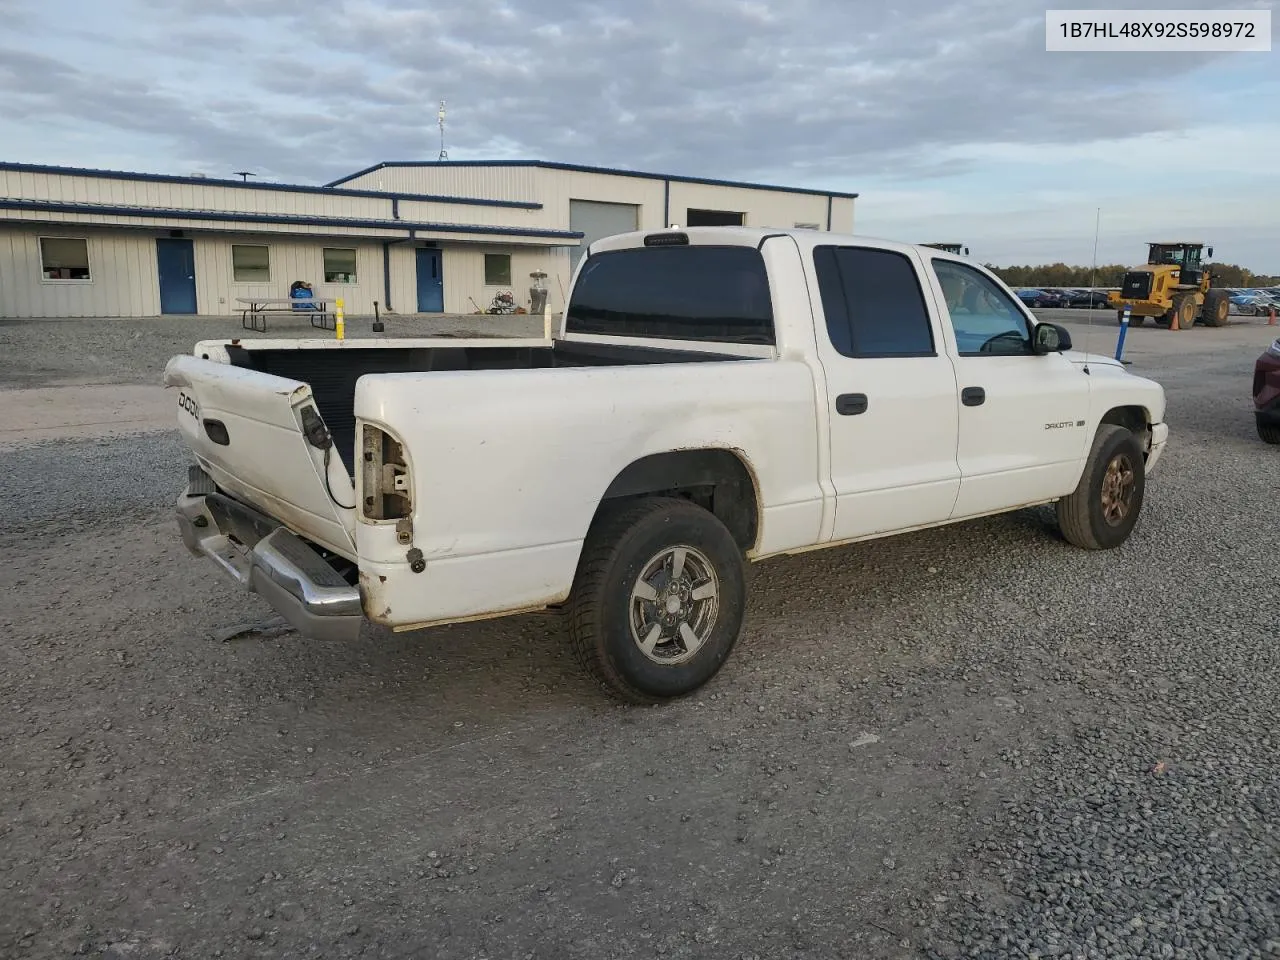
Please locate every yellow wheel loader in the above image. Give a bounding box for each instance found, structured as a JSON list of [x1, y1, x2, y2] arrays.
[[1108, 242, 1231, 330]]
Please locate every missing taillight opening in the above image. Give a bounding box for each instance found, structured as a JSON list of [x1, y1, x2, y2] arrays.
[[361, 424, 411, 520]]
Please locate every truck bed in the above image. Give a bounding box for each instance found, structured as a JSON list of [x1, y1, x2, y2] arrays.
[[217, 339, 755, 468]]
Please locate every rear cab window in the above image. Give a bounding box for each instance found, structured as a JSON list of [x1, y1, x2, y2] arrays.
[[565, 245, 775, 344]]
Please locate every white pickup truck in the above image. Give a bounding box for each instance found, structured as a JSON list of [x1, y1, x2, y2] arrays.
[[164, 226, 1168, 702]]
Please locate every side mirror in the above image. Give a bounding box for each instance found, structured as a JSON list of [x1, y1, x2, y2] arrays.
[[1033, 322, 1072, 354], [1207, 246, 1214, 259]]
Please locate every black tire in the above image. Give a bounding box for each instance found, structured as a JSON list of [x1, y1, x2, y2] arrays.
[[1202, 289, 1230, 327], [1258, 419, 1280, 445], [1131, 314, 1146, 326], [567, 496, 746, 703], [1056, 424, 1146, 550]]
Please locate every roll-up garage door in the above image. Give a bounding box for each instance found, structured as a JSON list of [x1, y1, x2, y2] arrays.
[[569, 200, 640, 272]]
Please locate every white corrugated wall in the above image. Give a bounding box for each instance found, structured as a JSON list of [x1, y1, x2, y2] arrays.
[[380, 242, 573, 318], [334, 164, 856, 236], [0, 164, 857, 319], [336, 165, 543, 204], [0, 170, 391, 221], [438, 244, 569, 315], [0, 225, 578, 320], [667, 181, 833, 230], [191, 233, 388, 316], [0, 226, 160, 318]]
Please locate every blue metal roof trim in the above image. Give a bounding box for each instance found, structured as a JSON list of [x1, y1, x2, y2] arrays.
[[326, 159, 859, 199], [0, 198, 582, 240], [0, 161, 543, 210]]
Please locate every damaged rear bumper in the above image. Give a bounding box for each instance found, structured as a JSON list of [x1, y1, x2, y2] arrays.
[[176, 472, 364, 642]]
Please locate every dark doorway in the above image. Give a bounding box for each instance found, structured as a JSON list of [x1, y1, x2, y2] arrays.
[[685, 208, 745, 227]]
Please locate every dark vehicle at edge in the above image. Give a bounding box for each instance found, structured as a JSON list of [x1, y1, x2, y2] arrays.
[[1254, 337, 1280, 444]]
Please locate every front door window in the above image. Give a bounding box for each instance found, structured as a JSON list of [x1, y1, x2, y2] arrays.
[[933, 259, 1034, 356]]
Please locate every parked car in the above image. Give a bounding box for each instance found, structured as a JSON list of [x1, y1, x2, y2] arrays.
[[1232, 292, 1280, 316], [1254, 337, 1280, 444], [1062, 289, 1113, 308], [163, 228, 1169, 702], [1016, 288, 1062, 308]]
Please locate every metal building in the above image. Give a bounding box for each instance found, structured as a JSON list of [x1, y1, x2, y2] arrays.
[[0, 160, 857, 319]]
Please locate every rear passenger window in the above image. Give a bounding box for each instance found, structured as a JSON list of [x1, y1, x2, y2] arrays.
[[814, 246, 935, 358], [565, 245, 774, 344]]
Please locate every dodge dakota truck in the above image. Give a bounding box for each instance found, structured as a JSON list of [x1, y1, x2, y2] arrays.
[[164, 226, 1169, 702]]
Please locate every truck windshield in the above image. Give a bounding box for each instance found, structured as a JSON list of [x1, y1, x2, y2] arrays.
[[565, 245, 775, 344]]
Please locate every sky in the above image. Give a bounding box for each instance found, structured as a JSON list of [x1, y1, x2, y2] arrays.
[[0, 0, 1277, 270]]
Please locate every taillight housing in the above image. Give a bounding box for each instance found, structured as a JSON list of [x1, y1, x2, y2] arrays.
[[360, 423, 411, 520]]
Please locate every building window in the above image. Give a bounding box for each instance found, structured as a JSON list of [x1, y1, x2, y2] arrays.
[[323, 247, 357, 284], [40, 237, 91, 281], [686, 209, 745, 227], [484, 253, 512, 286], [794, 222, 821, 230], [232, 244, 270, 282]]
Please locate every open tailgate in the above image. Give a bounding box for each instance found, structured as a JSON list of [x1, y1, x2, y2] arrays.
[[163, 354, 356, 559]]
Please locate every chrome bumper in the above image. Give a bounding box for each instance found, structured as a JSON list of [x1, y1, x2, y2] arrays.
[[176, 485, 363, 642]]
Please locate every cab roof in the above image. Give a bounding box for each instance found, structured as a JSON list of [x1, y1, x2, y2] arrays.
[[586, 225, 943, 259]]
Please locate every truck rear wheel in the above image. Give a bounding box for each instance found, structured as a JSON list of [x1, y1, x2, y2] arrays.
[[1056, 424, 1146, 550], [567, 497, 746, 703]]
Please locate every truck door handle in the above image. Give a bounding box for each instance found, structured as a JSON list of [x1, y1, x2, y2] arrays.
[[836, 393, 868, 416], [961, 387, 986, 407]]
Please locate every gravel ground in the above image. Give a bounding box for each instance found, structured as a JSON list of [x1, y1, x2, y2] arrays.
[[0, 312, 545, 388], [1, 313, 1277, 959]]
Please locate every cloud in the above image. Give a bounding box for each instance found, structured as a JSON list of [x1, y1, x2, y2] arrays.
[[1, 0, 1237, 180], [0, 0, 1275, 266]]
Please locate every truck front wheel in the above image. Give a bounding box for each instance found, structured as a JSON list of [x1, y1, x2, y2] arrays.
[[567, 497, 746, 703], [1055, 424, 1146, 550]]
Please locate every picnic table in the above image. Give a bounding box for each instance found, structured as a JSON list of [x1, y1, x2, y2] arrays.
[[236, 297, 336, 332]]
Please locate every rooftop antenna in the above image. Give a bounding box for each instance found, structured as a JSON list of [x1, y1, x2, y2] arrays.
[[436, 100, 448, 161], [233, 171, 256, 182], [1083, 206, 1101, 374]]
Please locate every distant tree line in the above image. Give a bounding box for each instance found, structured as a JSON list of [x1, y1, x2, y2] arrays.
[[984, 262, 1278, 288]]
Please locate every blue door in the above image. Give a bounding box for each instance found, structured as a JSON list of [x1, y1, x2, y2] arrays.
[[416, 247, 444, 312], [156, 238, 198, 314]]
